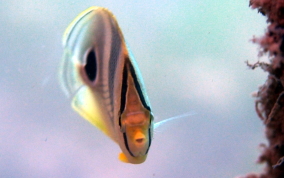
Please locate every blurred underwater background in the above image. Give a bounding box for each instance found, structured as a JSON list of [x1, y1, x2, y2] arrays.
[[0, 0, 268, 177]]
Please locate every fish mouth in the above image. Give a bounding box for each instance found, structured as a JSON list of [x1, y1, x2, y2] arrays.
[[122, 126, 152, 157], [136, 138, 144, 144]]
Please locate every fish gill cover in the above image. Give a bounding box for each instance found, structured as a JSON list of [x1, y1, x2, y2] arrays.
[[239, 0, 284, 177]]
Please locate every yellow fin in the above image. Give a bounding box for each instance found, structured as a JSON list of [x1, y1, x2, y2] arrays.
[[118, 152, 129, 163], [72, 86, 115, 140]]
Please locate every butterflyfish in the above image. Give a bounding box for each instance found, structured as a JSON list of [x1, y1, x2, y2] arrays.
[[59, 6, 195, 164]]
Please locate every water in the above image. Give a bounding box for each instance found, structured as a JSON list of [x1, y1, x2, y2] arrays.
[[0, 0, 267, 177]]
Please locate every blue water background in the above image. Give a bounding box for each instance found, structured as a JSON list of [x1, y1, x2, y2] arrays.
[[0, 0, 267, 177]]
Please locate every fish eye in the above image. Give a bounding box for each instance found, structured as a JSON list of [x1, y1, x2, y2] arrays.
[[84, 49, 97, 82]]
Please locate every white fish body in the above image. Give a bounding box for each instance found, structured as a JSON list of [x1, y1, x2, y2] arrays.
[[59, 6, 153, 164]]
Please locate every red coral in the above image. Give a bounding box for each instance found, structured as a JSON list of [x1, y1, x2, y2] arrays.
[[244, 0, 284, 177], [250, 0, 284, 25]]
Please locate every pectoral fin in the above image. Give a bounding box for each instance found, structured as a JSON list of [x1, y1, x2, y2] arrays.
[[154, 111, 197, 130]]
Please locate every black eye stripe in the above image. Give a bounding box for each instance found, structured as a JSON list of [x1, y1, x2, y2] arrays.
[[84, 49, 97, 82], [120, 62, 128, 115], [123, 132, 135, 157], [128, 60, 151, 112], [145, 128, 151, 154]]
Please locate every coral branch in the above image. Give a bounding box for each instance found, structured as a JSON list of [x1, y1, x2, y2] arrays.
[[241, 0, 284, 177]]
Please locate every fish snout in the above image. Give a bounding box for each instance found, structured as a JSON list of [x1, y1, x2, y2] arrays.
[[131, 135, 148, 157]]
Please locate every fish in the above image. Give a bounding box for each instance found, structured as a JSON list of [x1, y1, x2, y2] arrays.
[[59, 6, 195, 164], [59, 6, 154, 164]]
